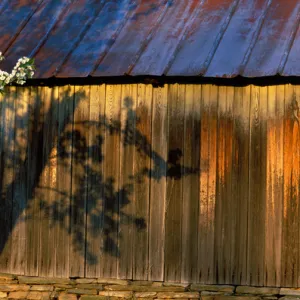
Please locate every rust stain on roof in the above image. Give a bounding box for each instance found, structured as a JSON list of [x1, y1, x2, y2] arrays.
[[0, 0, 299, 78]]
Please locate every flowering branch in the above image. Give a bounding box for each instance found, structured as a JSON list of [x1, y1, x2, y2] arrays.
[[0, 52, 35, 93]]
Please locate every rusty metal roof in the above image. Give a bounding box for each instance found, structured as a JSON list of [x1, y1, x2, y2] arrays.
[[0, 0, 300, 78]]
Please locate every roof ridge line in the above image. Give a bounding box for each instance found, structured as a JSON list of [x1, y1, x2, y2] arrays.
[[239, 0, 273, 75]]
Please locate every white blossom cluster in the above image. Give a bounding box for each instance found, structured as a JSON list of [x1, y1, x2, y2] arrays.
[[0, 52, 35, 93]]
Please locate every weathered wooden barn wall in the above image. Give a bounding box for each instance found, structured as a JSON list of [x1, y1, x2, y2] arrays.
[[0, 83, 299, 287]]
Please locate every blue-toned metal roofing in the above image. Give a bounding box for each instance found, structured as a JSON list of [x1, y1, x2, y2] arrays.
[[0, 0, 299, 78]]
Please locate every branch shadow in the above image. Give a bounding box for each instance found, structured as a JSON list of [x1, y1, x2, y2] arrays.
[[0, 86, 198, 267]]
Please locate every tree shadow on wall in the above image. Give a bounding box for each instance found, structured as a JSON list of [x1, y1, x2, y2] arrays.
[[0, 86, 199, 267]]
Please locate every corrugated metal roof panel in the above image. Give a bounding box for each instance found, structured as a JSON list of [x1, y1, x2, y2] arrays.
[[204, 0, 269, 78], [167, 0, 237, 76], [58, 0, 131, 78], [34, 0, 105, 78], [283, 24, 300, 76], [0, 0, 300, 78], [92, 0, 167, 76], [0, 0, 42, 55], [243, 0, 300, 77], [3, 0, 69, 71], [131, 0, 200, 76]]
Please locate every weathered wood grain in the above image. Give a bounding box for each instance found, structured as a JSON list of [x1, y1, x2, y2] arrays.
[[165, 84, 185, 282], [274, 85, 284, 287], [55, 85, 74, 278], [101, 84, 121, 278], [85, 84, 106, 278], [181, 85, 200, 283], [132, 84, 152, 280], [215, 86, 226, 283], [199, 84, 217, 283], [10, 87, 29, 275], [70, 85, 90, 277], [281, 84, 299, 287], [215, 86, 234, 284], [264, 85, 283, 287], [149, 85, 168, 281], [38, 86, 51, 277], [46, 87, 58, 277], [226, 87, 234, 284], [231, 86, 250, 285], [0, 89, 5, 272], [2, 84, 300, 286], [118, 84, 136, 279], [38, 86, 58, 277], [247, 85, 267, 286], [26, 86, 42, 276], [0, 88, 10, 272], [1, 87, 16, 273]]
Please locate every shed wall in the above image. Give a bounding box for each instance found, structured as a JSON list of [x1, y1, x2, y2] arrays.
[[0, 83, 298, 287]]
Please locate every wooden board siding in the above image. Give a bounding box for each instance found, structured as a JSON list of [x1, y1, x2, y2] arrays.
[[181, 85, 200, 283], [1, 86, 16, 273], [85, 84, 106, 278], [149, 85, 168, 281], [0, 83, 300, 286], [25, 87, 42, 276], [132, 84, 152, 280], [10, 87, 30, 275], [230, 86, 250, 285], [101, 84, 121, 278], [165, 84, 185, 282]]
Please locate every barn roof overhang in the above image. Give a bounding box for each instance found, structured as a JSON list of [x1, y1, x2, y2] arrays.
[[1, 0, 300, 83], [23, 76, 300, 88]]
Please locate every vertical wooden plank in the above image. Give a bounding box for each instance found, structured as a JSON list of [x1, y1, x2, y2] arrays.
[[297, 85, 300, 288], [70, 85, 90, 277], [55, 85, 74, 278], [226, 87, 235, 284], [0, 88, 7, 272], [47, 87, 59, 277], [165, 84, 184, 282], [118, 84, 136, 279], [265, 86, 276, 286], [0, 87, 16, 273], [26, 86, 42, 276], [207, 85, 218, 284], [260, 86, 268, 287], [181, 85, 200, 283], [199, 84, 210, 283], [215, 86, 226, 284], [247, 85, 267, 286], [281, 84, 299, 287], [101, 84, 121, 278], [85, 84, 106, 278], [132, 84, 152, 280], [199, 85, 217, 283], [231, 86, 250, 285], [275, 85, 284, 287], [264, 85, 283, 287], [149, 85, 168, 281], [38, 87, 58, 277], [215, 86, 235, 284], [10, 87, 29, 275], [37, 86, 49, 277]]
